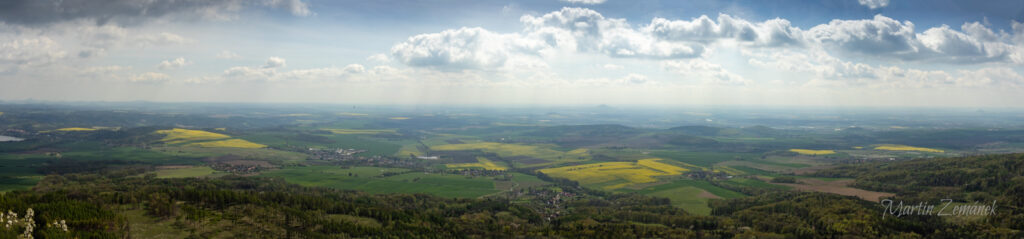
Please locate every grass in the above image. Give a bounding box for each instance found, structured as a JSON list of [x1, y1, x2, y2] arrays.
[[539, 159, 690, 190], [789, 149, 835, 155], [648, 186, 711, 215], [322, 134, 401, 156], [874, 144, 944, 153], [447, 157, 508, 170], [187, 139, 267, 149], [719, 177, 791, 190], [649, 151, 757, 168], [0, 176, 43, 192], [239, 132, 401, 156], [151, 146, 307, 165], [260, 166, 499, 198], [154, 166, 222, 178], [623, 180, 744, 215]]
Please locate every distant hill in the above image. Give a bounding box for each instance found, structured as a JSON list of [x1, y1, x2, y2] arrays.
[[523, 124, 644, 147]]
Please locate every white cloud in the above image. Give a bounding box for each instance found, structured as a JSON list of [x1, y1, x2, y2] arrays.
[[0, 37, 68, 72], [130, 72, 171, 83], [216, 50, 241, 59], [391, 27, 545, 70], [808, 15, 1019, 63], [263, 57, 286, 68], [561, 0, 607, 4], [603, 64, 624, 70], [809, 15, 920, 57], [135, 32, 191, 46], [157, 57, 191, 70], [262, 0, 314, 17], [745, 47, 1023, 89], [662, 59, 747, 85], [643, 14, 804, 46], [367, 53, 390, 63], [857, 0, 890, 9]]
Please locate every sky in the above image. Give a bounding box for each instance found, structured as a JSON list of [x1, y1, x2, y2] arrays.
[[1, 0, 1024, 107]]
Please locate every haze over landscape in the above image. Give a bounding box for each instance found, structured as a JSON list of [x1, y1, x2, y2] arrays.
[[3, 1, 1024, 238], [2, 0, 1024, 106]]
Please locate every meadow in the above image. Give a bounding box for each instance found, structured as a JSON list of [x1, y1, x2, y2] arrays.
[[260, 166, 500, 198], [240, 131, 401, 156], [621, 180, 744, 215], [643, 151, 757, 168]]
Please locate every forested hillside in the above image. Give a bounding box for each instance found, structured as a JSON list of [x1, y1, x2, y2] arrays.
[[2, 154, 1023, 238]]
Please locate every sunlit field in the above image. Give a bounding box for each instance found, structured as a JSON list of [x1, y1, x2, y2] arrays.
[[156, 128, 231, 144], [187, 139, 267, 149], [874, 144, 944, 153], [446, 157, 507, 170], [789, 149, 836, 155], [540, 158, 689, 189]]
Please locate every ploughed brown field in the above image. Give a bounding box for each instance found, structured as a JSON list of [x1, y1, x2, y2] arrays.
[[763, 177, 894, 202]]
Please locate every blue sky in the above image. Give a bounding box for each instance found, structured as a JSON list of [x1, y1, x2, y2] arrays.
[[1, 0, 1023, 107]]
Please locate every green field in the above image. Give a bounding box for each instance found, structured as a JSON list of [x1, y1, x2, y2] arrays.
[[241, 132, 400, 156], [151, 146, 307, 164], [431, 142, 589, 167], [719, 177, 791, 190], [260, 166, 499, 198], [649, 151, 758, 168], [622, 180, 744, 215], [0, 175, 43, 192]]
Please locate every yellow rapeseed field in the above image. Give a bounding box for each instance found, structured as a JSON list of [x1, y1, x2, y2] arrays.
[[539, 158, 688, 189], [389, 117, 410, 120], [874, 144, 944, 153], [187, 139, 266, 149], [446, 157, 507, 170], [156, 128, 231, 144], [56, 127, 98, 132], [789, 149, 836, 155]]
